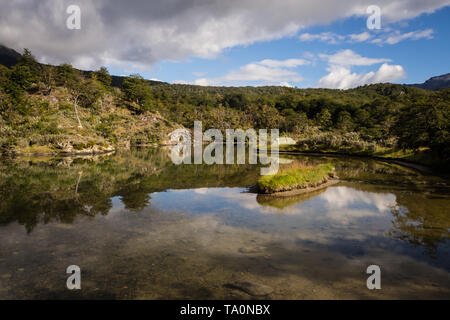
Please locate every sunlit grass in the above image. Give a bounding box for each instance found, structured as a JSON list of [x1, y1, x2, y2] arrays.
[[257, 162, 335, 194]]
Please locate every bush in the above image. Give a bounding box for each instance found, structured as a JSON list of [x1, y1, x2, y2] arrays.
[[296, 131, 379, 153]]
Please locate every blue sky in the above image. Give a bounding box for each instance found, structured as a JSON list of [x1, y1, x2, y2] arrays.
[[2, 0, 449, 89], [121, 6, 450, 88]]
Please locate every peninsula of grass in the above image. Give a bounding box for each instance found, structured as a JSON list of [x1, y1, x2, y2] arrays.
[[257, 163, 336, 194]]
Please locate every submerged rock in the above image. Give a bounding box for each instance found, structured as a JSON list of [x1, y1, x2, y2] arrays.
[[224, 281, 274, 296], [238, 246, 264, 254]]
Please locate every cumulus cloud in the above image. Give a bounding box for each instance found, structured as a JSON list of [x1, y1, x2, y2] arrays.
[[0, 0, 448, 70], [279, 82, 295, 88], [320, 49, 391, 66], [317, 64, 406, 89], [182, 58, 306, 86], [223, 61, 304, 83], [193, 78, 213, 86], [317, 49, 406, 89]]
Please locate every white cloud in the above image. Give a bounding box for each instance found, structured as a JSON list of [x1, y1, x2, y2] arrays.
[[279, 82, 295, 88], [222, 63, 303, 84], [173, 51, 405, 88], [317, 63, 406, 89], [320, 49, 391, 67], [259, 58, 309, 68], [299, 28, 434, 45], [194, 78, 213, 86], [223, 63, 303, 83], [384, 28, 434, 44], [187, 57, 306, 86], [316, 49, 406, 89], [348, 31, 372, 42], [299, 32, 344, 44], [0, 1, 448, 70]]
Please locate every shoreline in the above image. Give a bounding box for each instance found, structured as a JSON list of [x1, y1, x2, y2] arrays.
[[6, 149, 116, 158], [278, 150, 434, 174], [1, 145, 444, 177], [4, 143, 181, 158]]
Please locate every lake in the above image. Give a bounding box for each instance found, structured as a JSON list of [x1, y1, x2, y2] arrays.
[[0, 148, 449, 299]]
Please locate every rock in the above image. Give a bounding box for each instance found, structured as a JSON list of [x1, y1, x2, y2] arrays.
[[224, 281, 274, 297], [238, 246, 264, 254]]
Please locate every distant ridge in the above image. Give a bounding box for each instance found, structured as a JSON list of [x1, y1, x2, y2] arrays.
[[409, 73, 450, 91], [0, 44, 448, 90], [0, 45, 21, 68]]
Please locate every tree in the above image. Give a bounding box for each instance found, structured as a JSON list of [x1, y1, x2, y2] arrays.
[[275, 94, 296, 111], [66, 73, 101, 128], [122, 74, 153, 111], [56, 63, 78, 86], [396, 102, 450, 161], [336, 111, 355, 131], [223, 92, 249, 110], [10, 64, 34, 91], [315, 109, 332, 129], [255, 105, 282, 129], [17, 49, 39, 77], [93, 67, 112, 88], [40, 65, 56, 95], [292, 112, 309, 136]]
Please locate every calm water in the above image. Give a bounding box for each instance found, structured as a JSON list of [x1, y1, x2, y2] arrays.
[[0, 148, 449, 299]]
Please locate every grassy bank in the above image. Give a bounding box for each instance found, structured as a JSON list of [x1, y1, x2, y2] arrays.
[[257, 163, 335, 194], [280, 143, 447, 172]]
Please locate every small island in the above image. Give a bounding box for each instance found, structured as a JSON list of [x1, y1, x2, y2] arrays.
[[257, 163, 338, 196]]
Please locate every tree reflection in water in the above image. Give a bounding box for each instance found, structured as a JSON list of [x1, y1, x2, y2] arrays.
[[0, 148, 449, 257]]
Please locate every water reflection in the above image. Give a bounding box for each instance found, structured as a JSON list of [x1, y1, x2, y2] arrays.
[[0, 148, 449, 299]]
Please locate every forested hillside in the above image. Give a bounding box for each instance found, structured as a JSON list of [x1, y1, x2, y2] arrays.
[[0, 49, 449, 168]]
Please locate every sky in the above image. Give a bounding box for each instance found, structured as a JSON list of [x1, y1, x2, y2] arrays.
[[1, 0, 449, 89]]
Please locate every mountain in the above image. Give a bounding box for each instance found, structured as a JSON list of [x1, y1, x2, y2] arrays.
[[0, 45, 21, 68], [409, 73, 450, 91]]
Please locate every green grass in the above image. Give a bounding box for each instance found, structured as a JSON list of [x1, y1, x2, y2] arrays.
[[280, 144, 446, 170], [257, 163, 335, 194]]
